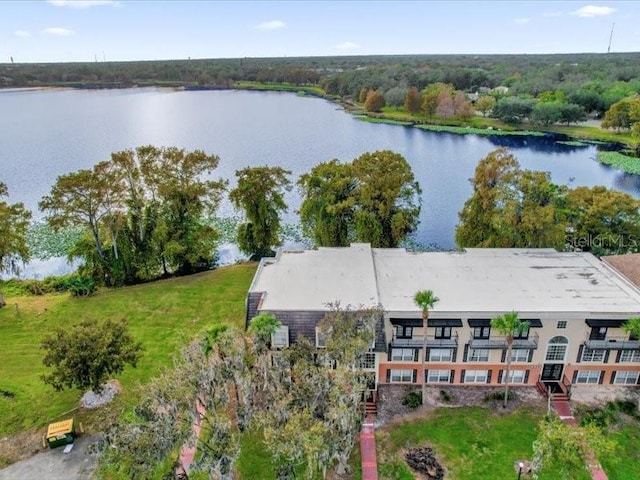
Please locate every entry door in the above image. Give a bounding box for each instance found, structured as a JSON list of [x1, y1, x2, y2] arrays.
[[541, 363, 563, 381]]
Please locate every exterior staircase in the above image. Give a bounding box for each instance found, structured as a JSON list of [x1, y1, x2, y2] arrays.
[[536, 375, 572, 402], [365, 389, 378, 416]]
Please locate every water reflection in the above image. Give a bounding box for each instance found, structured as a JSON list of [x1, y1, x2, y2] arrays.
[[1, 88, 639, 276]]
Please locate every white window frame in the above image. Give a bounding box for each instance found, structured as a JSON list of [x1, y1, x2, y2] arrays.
[[501, 370, 526, 384], [315, 326, 330, 348], [464, 370, 488, 383], [619, 350, 640, 363], [469, 348, 490, 362], [429, 348, 454, 362], [545, 336, 568, 362], [427, 369, 451, 384], [557, 320, 567, 329], [613, 371, 639, 385], [391, 348, 415, 362], [390, 369, 413, 383], [360, 352, 376, 370], [575, 370, 601, 384], [581, 348, 606, 362], [271, 325, 289, 348], [510, 349, 529, 362]]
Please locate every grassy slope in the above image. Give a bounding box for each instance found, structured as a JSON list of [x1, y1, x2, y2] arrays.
[[0, 263, 257, 436]]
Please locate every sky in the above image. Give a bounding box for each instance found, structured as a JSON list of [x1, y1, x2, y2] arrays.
[[1, 1, 639, 63]]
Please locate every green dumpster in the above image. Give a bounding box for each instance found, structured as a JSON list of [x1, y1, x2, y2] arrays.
[[44, 418, 77, 448]]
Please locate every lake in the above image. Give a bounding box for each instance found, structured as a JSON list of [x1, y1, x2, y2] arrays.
[[1, 87, 638, 276]]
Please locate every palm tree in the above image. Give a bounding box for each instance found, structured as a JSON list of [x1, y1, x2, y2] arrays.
[[622, 317, 640, 340], [414, 290, 439, 408], [491, 311, 529, 408]]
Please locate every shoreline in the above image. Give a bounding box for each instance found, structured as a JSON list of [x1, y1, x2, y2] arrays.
[[1, 81, 636, 150]]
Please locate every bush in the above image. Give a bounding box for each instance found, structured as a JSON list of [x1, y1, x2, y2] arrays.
[[402, 391, 422, 409], [67, 276, 97, 297], [439, 389, 453, 403], [483, 390, 515, 402], [578, 399, 640, 427]]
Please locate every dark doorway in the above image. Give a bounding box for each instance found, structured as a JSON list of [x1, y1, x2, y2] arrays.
[[541, 363, 563, 381]]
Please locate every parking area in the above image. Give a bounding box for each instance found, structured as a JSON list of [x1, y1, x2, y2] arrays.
[[0, 434, 101, 480]]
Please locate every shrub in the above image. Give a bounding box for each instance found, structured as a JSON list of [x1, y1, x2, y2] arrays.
[[67, 276, 97, 297], [402, 391, 422, 409], [483, 390, 515, 402], [439, 389, 453, 403]]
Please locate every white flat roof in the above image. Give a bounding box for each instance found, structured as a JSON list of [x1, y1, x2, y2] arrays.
[[250, 243, 380, 311], [249, 244, 640, 315]]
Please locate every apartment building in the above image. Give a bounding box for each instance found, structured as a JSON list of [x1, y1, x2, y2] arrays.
[[246, 244, 640, 393]]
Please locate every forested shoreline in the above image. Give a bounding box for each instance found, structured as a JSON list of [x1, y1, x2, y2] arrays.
[[3, 52, 639, 151]]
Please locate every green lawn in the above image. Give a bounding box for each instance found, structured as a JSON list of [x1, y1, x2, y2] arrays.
[[0, 263, 257, 438], [600, 422, 640, 480], [374, 406, 591, 480]]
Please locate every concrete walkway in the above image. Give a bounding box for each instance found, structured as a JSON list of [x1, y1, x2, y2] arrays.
[[360, 415, 378, 480], [551, 400, 608, 480]]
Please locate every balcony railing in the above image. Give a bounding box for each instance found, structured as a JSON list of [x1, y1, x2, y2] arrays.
[[584, 334, 640, 350], [391, 331, 458, 348], [469, 331, 539, 350]]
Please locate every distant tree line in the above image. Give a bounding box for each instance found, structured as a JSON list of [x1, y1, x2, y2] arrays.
[[3, 53, 640, 125]]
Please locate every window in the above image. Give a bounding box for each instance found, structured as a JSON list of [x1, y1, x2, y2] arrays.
[[469, 348, 489, 362], [581, 348, 606, 362], [619, 350, 640, 363], [391, 348, 415, 362], [511, 349, 530, 362], [271, 325, 289, 348], [390, 369, 414, 383], [557, 321, 567, 329], [502, 370, 526, 384], [394, 325, 413, 339], [545, 336, 568, 362], [464, 370, 488, 383], [575, 370, 601, 384], [613, 371, 639, 385], [434, 327, 452, 339], [427, 370, 451, 383], [315, 327, 329, 348], [513, 327, 529, 340], [473, 327, 490, 339], [359, 352, 376, 370], [589, 327, 607, 341], [429, 348, 453, 362]]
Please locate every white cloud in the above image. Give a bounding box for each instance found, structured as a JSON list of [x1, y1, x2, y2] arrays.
[[254, 20, 286, 31], [42, 27, 75, 36], [514, 17, 530, 24], [336, 41, 360, 51], [47, 0, 119, 7], [15, 30, 31, 38], [571, 5, 616, 17]]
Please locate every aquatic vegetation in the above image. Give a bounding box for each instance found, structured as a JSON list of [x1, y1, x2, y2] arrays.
[[597, 151, 640, 174]]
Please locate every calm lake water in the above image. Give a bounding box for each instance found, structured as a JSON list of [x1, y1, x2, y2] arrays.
[[1, 87, 639, 276]]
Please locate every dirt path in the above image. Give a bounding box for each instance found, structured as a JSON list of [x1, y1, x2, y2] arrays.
[[0, 434, 101, 480]]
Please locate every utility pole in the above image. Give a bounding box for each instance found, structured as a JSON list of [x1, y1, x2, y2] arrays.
[[607, 22, 615, 53]]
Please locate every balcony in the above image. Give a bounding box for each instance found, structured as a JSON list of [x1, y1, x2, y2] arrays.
[[391, 331, 458, 348], [469, 332, 539, 350], [584, 334, 640, 350]]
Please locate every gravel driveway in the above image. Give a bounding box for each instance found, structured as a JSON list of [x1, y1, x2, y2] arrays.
[[0, 434, 101, 480]]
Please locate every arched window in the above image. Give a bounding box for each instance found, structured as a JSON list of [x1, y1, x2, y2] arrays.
[[545, 335, 568, 362]]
